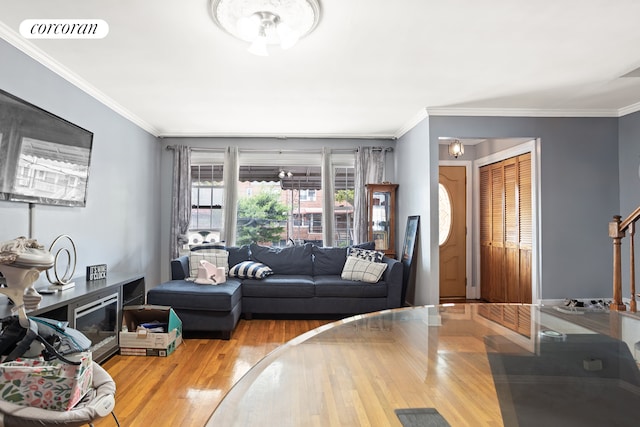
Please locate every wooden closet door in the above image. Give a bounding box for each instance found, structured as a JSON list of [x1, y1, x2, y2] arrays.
[[479, 167, 492, 301], [518, 153, 532, 303], [479, 153, 532, 303], [490, 162, 505, 302]]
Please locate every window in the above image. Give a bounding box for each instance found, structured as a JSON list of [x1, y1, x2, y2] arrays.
[[299, 189, 316, 201], [236, 151, 324, 247], [184, 149, 361, 248], [293, 213, 307, 227], [309, 213, 322, 234], [438, 183, 452, 246], [333, 164, 355, 247], [189, 156, 224, 245]]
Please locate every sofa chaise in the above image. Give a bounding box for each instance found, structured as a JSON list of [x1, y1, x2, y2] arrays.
[[147, 243, 403, 339]]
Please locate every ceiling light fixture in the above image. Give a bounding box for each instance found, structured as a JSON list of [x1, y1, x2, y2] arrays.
[[448, 139, 464, 158], [211, 0, 320, 56]]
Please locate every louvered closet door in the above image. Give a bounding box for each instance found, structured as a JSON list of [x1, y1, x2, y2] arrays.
[[490, 162, 505, 302], [479, 167, 492, 301], [518, 153, 532, 303], [504, 158, 519, 303], [479, 153, 532, 303]]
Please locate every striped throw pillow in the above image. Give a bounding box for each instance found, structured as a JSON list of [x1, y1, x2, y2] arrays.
[[229, 261, 273, 279]]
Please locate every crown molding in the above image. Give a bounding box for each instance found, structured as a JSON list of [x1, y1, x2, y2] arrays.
[[618, 101, 640, 117], [0, 22, 160, 136], [393, 108, 428, 139], [426, 106, 620, 118], [158, 131, 397, 140]]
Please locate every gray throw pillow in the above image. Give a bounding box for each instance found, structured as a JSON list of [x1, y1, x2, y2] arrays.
[[227, 245, 251, 267], [312, 246, 347, 275], [250, 243, 313, 275]]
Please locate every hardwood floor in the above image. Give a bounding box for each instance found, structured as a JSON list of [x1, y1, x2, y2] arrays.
[[93, 318, 332, 427]]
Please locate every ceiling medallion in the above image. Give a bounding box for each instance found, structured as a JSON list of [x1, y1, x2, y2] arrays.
[[211, 0, 321, 56]]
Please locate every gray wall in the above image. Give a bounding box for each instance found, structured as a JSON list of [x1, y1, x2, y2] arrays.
[[619, 111, 640, 216], [618, 110, 640, 288], [408, 115, 619, 302], [0, 39, 162, 289], [157, 137, 396, 283], [2, 33, 630, 302], [395, 119, 438, 305]]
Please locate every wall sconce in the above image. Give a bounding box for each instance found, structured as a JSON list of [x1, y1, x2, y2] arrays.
[[448, 140, 464, 158]]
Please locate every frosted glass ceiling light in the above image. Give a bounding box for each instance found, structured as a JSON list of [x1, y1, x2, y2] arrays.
[[211, 0, 320, 56]]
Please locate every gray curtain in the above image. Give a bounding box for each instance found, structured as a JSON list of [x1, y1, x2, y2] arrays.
[[170, 145, 191, 259], [223, 146, 239, 246], [321, 147, 335, 247], [354, 147, 385, 244]]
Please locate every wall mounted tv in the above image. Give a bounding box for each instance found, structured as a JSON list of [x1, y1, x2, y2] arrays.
[[0, 89, 93, 207]]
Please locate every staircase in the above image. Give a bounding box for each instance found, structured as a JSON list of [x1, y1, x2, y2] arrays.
[[610, 206, 640, 312]]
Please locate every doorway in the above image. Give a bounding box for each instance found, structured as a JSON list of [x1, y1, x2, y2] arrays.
[[439, 166, 467, 300]]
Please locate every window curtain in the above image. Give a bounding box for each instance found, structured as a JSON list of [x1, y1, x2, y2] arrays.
[[170, 145, 191, 259], [353, 147, 385, 244], [321, 147, 335, 247], [223, 146, 239, 246]]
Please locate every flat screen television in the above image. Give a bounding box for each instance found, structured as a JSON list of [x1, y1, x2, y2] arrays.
[[0, 89, 93, 207]]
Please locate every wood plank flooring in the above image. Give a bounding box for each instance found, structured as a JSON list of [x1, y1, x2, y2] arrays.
[[93, 318, 332, 427]]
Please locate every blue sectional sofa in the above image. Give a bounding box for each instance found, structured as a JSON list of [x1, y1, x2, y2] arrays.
[[147, 243, 403, 339]]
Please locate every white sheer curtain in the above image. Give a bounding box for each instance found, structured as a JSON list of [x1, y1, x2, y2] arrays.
[[321, 147, 335, 247], [353, 147, 385, 244], [223, 146, 239, 246], [170, 145, 191, 259]]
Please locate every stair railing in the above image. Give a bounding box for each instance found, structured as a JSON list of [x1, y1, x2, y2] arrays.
[[609, 206, 640, 312]]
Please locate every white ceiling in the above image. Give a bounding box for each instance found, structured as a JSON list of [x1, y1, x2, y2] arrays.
[[2, 0, 640, 139]]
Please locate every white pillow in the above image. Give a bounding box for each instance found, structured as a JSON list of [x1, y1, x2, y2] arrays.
[[341, 255, 387, 283], [229, 261, 273, 279], [189, 250, 229, 278]]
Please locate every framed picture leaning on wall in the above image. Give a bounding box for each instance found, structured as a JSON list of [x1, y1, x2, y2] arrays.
[[401, 215, 420, 305]]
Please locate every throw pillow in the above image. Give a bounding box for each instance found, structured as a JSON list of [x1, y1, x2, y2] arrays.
[[189, 250, 229, 278], [348, 247, 384, 263], [353, 241, 376, 250], [341, 255, 388, 283], [249, 243, 313, 275], [312, 246, 348, 276], [227, 245, 251, 267], [229, 261, 273, 279]]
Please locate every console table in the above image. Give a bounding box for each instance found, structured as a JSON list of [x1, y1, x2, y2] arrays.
[[0, 273, 145, 363]]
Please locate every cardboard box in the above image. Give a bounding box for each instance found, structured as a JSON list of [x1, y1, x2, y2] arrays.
[[119, 305, 182, 357], [0, 352, 93, 411]]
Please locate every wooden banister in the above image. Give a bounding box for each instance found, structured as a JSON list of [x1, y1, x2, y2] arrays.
[[610, 207, 640, 312], [620, 206, 640, 232]]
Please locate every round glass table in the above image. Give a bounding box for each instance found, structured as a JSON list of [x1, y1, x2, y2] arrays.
[[206, 304, 640, 426]]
